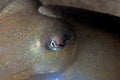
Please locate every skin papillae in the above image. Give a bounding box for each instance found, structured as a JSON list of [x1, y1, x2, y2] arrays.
[[40, 0, 120, 17], [0, 0, 120, 80]]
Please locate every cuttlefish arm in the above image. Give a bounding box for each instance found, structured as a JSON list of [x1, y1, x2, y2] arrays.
[[39, 0, 120, 17]]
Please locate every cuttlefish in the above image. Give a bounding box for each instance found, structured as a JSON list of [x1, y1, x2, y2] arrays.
[[0, 0, 78, 80], [0, 0, 120, 80]]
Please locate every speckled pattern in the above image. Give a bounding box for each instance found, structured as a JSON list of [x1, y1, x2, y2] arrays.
[[0, 0, 77, 80], [0, 0, 120, 80]]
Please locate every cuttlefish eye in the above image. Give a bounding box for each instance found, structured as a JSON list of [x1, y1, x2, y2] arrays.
[[46, 33, 71, 51]]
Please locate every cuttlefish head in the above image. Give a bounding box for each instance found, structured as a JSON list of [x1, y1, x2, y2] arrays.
[[0, 11, 77, 77], [27, 15, 77, 74], [0, 0, 78, 79]]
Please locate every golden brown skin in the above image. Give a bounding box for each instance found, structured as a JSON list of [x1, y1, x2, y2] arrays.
[[0, 0, 120, 80], [0, 0, 77, 80]]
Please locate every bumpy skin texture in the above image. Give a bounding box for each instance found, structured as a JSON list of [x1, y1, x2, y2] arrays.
[[40, 0, 120, 17], [0, 0, 120, 80]]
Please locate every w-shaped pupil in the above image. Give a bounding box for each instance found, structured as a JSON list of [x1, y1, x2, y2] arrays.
[[51, 39, 58, 48], [47, 34, 69, 51]]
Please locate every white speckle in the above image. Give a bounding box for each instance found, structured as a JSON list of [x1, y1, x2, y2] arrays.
[[36, 41, 41, 47]]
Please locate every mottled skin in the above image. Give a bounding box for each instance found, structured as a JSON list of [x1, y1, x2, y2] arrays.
[[0, 0, 77, 80], [0, 0, 120, 80]]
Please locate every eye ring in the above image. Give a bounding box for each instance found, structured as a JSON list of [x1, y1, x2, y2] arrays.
[[46, 34, 70, 51], [46, 38, 62, 51]]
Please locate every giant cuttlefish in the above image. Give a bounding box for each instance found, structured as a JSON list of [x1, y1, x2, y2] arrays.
[[0, 0, 120, 80]]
